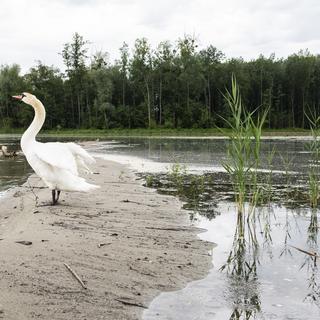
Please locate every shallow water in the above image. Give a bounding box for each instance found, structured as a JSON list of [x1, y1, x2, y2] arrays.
[[0, 135, 319, 319], [92, 137, 313, 174], [93, 138, 319, 319], [143, 204, 320, 320], [0, 137, 32, 193]]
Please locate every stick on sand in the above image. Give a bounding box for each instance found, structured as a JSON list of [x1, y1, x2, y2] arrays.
[[64, 263, 87, 289]]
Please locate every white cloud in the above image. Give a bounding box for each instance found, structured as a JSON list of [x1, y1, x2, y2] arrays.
[[0, 0, 319, 73]]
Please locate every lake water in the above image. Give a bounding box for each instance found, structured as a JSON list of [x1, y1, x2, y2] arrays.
[[0, 135, 319, 319]]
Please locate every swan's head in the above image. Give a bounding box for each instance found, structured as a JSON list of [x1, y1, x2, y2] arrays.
[[12, 92, 37, 106]]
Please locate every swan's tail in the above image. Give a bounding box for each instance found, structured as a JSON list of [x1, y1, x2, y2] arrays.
[[77, 181, 100, 192], [62, 174, 100, 192]]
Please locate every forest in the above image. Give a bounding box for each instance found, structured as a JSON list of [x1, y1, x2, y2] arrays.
[[0, 32, 319, 131]]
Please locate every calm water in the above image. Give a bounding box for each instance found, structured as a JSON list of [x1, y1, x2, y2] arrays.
[[91, 137, 312, 173], [144, 205, 320, 320], [0, 135, 319, 319], [0, 136, 32, 195]]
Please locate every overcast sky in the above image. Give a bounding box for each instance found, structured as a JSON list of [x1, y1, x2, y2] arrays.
[[1, 0, 319, 73]]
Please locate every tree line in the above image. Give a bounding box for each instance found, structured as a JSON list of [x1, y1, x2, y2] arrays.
[[1, 32, 319, 130]]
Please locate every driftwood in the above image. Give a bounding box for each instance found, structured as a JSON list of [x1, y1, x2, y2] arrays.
[[129, 265, 156, 277], [145, 226, 189, 232], [115, 298, 147, 309], [15, 241, 32, 246], [290, 245, 320, 258], [122, 199, 159, 207], [64, 263, 87, 289], [97, 243, 111, 248]]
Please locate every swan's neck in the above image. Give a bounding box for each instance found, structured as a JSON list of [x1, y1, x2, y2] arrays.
[[21, 99, 46, 149]]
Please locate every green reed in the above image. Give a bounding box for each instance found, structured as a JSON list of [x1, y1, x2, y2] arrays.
[[305, 108, 320, 208], [221, 75, 269, 215]]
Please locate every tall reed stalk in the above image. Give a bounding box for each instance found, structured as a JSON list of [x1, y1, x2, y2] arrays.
[[221, 75, 269, 216], [305, 108, 320, 208]]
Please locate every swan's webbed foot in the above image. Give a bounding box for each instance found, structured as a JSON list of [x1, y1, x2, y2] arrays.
[[51, 190, 61, 205]]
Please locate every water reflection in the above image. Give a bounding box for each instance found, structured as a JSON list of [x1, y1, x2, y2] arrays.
[[142, 202, 320, 319], [215, 203, 320, 319], [303, 208, 320, 307], [142, 168, 320, 319]]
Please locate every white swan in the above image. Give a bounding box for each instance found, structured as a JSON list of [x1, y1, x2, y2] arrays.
[[12, 92, 99, 205]]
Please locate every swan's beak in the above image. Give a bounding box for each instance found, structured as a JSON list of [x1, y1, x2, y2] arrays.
[[12, 95, 23, 100]]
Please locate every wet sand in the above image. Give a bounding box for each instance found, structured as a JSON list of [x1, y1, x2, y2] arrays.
[[0, 158, 213, 320]]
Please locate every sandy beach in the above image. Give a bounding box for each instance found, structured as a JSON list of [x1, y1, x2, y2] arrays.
[[0, 157, 213, 320]]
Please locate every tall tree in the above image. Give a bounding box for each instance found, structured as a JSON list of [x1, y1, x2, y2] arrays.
[[61, 32, 89, 127], [25, 62, 65, 129], [154, 41, 176, 125], [0, 64, 25, 128], [199, 45, 225, 126], [130, 38, 153, 128], [89, 52, 113, 128], [119, 42, 130, 127]]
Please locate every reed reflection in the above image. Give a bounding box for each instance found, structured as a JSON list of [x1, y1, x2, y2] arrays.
[[220, 206, 261, 320]]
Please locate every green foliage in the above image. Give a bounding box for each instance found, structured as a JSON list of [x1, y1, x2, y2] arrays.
[[145, 175, 154, 187], [168, 163, 187, 192], [1, 33, 320, 131]]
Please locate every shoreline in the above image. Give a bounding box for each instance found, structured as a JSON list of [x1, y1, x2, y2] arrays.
[[0, 132, 315, 141], [0, 157, 213, 319]]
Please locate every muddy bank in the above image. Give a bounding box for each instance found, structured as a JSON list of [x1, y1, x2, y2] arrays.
[[0, 158, 213, 320]]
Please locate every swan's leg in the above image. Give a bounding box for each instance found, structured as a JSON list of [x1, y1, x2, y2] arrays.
[[52, 190, 57, 205], [56, 190, 61, 203]]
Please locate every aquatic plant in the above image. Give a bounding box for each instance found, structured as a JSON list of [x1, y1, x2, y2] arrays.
[[168, 162, 187, 192], [219, 76, 269, 317], [221, 75, 269, 214], [305, 108, 320, 208], [279, 152, 295, 199], [145, 174, 154, 187], [263, 146, 276, 204]]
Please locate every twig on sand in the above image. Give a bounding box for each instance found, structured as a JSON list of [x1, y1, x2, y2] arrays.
[[121, 199, 159, 207], [27, 180, 39, 207], [97, 243, 111, 248], [15, 240, 32, 246], [145, 226, 189, 232], [115, 298, 147, 309], [64, 263, 87, 289]]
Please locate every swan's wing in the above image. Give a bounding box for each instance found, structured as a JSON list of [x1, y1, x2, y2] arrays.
[[65, 143, 95, 164], [65, 142, 95, 173], [34, 142, 78, 175]]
